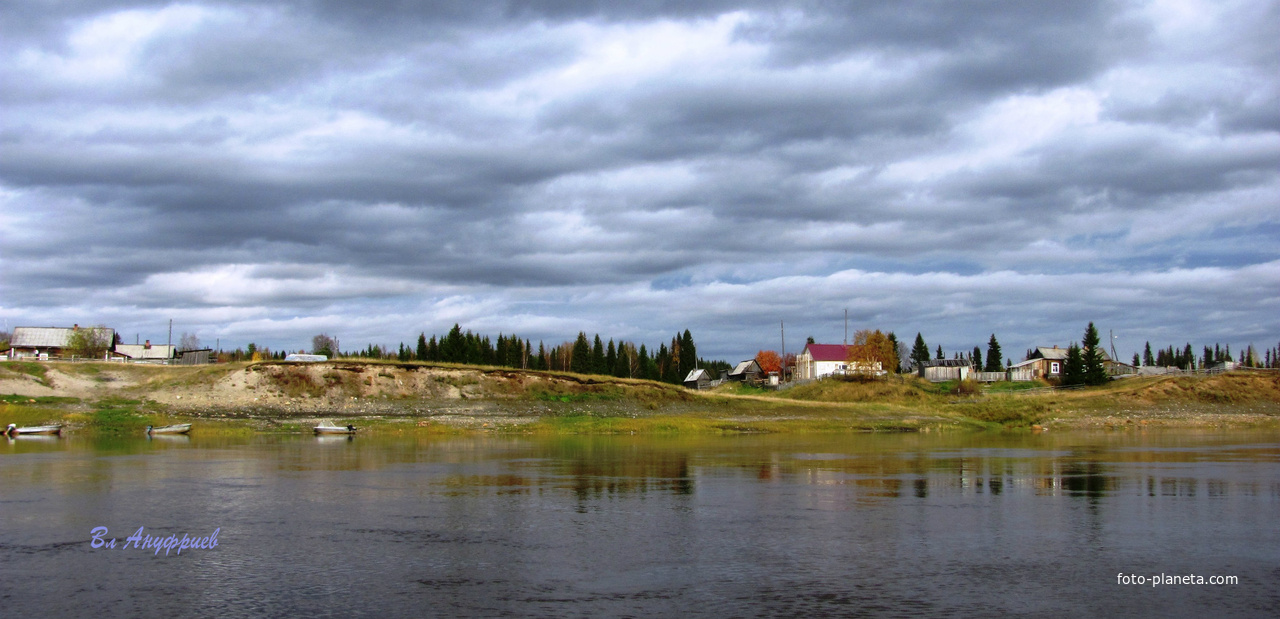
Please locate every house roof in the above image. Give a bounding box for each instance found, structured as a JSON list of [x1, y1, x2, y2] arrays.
[[683, 369, 710, 382], [728, 359, 762, 376], [803, 343, 850, 362], [114, 344, 176, 359], [1033, 346, 1070, 360], [10, 326, 115, 349], [923, 359, 972, 368]]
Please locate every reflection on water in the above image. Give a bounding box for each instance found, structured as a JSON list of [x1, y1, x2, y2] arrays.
[[2, 429, 1278, 617]]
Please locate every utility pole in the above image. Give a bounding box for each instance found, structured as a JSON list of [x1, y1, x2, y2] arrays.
[[780, 320, 786, 382], [844, 309, 848, 346]]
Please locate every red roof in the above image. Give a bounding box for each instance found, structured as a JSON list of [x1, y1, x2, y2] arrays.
[[804, 344, 850, 362]]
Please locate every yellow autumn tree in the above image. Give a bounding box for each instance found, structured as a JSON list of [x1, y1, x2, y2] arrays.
[[846, 329, 897, 373]]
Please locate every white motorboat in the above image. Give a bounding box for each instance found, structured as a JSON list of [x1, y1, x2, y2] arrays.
[[5, 423, 63, 437], [146, 424, 192, 435], [314, 423, 357, 435]]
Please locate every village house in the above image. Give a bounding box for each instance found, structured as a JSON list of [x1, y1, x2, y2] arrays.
[[682, 368, 713, 390], [795, 343, 850, 380], [727, 359, 763, 382], [114, 340, 177, 362], [1013, 346, 1070, 379], [1012, 345, 1127, 380], [7, 325, 117, 360]]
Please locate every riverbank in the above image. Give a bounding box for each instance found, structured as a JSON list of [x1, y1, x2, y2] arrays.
[[2, 360, 1278, 435]]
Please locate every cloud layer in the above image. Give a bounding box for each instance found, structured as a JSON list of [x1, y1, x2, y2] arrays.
[[2, 0, 1277, 360]]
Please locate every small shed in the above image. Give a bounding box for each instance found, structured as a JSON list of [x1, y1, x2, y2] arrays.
[[683, 368, 712, 390], [177, 349, 213, 365], [919, 359, 972, 382], [727, 359, 763, 382]]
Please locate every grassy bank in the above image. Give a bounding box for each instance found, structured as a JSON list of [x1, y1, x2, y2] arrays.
[[3, 361, 1278, 436]]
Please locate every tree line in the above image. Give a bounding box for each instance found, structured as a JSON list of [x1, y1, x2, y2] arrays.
[[907, 331, 1006, 372], [1137, 340, 1280, 370], [307, 326, 729, 385]]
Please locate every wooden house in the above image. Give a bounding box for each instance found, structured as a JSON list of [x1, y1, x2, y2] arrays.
[[1015, 345, 1119, 380], [727, 359, 763, 382], [683, 368, 712, 390], [8, 325, 116, 360]]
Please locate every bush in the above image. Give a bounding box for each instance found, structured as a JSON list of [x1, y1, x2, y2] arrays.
[[952, 379, 981, 396]]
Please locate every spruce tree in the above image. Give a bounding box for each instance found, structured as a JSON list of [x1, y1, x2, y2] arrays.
[[570, 333, 591, 374], [910, 333, 930, 370], [656, 343, 671, 383], [680, 330, 697, 375], [1082, 322, 1107, 385], [614, 342, 631, 378], [887, 332, 900, 372], [1062, 343, 1084, 386], [495, 335, 508, 368], [985, 334, 1003, 372], [591, 334, 605, 375], [1143, 341, 1154, 367], [638, 344, 653, 380], [935, 345, 943, 360], [416, 333, 428, 361], [972, 346, 983, 367]]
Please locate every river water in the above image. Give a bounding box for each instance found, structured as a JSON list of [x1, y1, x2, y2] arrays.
[[2, 429, 1277, 618]]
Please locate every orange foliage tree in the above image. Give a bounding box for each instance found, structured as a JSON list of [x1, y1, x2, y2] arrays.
[[755, 350, 782, 374], [847, 329, 897, 373]]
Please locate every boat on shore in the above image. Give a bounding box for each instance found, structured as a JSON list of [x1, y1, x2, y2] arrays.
[[5, 424, 63, 437], [314, 423, 357, 435], [146, 424, 192, 435]]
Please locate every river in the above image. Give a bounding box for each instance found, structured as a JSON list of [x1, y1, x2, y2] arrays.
[[2, 429, 1277, 617]]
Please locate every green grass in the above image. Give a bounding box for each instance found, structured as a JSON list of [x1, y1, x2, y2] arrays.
[[712, 383, 774, 396], [1, 394, 80, 405], [1, 361, 52, 387], [982, 380, 1049, 393]]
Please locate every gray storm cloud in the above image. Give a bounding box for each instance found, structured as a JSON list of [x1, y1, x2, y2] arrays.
[[1, 0, 1277, 360]]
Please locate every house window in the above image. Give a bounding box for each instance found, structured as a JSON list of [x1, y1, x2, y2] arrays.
[[1050, 362, 1060, 374]]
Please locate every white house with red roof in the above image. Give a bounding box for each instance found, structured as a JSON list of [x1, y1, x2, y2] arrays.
[[796, 343, 852, 380]]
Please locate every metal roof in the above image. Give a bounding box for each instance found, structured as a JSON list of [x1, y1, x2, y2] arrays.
[[729, 359, 761, 376], [1033, 347, 1070, 360], [1031, 346, 1112, 362], [922, 359, 972, 368], [802, 343, 850, 362], [10, 326, 115, 349], [114, 344, 176, 359]]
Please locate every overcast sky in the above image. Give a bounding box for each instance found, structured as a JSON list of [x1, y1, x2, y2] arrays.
[[2, 0, 1277, 362]]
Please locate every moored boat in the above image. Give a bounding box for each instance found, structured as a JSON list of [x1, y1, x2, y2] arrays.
[[5, 423, 63, 437], [314, 423, 357, 435], [146, 424, 192, 435]]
